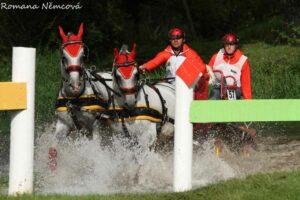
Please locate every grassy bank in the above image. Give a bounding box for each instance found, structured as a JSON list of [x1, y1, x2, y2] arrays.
[[1, 170, 299, 199], [244, 43, 300, 99]]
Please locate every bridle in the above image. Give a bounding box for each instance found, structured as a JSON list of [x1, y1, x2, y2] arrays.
[[60, 40, 89, 57], [59, 40, 90, 98], [60, 40, 89, 74], [112, 56, 139, 96]]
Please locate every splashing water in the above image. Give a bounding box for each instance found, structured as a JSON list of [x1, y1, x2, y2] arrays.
[[1, 122, 300, 195], [33, 123, 237, 195]]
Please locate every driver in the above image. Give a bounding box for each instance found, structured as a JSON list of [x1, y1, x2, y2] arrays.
[[208, 33, 252, 99], [139, 27, 207, 88]]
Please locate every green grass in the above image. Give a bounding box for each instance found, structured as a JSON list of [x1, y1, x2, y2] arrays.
[[1, 170, 299, 199], [0, 53, 13, 135], [243, 43, 300, 99], [0, 49, 61, 134], [34, 49, 61, 124]]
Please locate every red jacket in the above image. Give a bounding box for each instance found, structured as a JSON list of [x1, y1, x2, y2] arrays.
[[143, 44, 208, 94], [209, 49, 252, 99], [143, 44, 206, 72]]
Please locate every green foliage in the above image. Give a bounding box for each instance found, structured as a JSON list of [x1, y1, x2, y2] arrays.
[[0, 54, 12, 135], [239, 16, 300, 45], [0, 175, 8, 194], [273, 21, 300, 45], [243, 43, 300, 98], [0, 54, 11, 81], [0, 112, 10, 135], [35, 49, 61, 124], [0, 49, 61, 134], [1, 0, 298, 61], [239, 16, 285, 44]]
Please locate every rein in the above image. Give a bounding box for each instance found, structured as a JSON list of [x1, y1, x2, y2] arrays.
[[89, 69, 122, 97], [112, 60, 139, 95], [138, 77, 175, 85], [113, 60, 137, 68]]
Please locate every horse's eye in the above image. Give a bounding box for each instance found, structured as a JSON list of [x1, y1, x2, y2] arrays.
[[116, 74, 121, 80], [62, 57, 67, 66], [80, 56, 84, 63], [135, 73, 139, 81], [115, 72, 121, 82]]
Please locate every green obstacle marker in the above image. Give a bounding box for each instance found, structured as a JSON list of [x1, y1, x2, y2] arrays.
[[190, 99, 300, 123]]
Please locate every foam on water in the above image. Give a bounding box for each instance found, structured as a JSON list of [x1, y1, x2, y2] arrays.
[[1, 123, 299, 195], [33, 123, 236, 195]]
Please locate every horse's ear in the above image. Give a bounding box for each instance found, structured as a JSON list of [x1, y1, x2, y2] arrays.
[[130, 43, 137, 59], [77, 23, 84, 40], [114, 48, 119, 58], [59, 25, 67, 43]]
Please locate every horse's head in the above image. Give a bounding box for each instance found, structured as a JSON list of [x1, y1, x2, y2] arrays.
[[59, 23, 88, 97], [113, 44, 139, 107]]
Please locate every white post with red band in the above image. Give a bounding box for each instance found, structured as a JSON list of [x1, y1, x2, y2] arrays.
[[9, 47, 36, 195]]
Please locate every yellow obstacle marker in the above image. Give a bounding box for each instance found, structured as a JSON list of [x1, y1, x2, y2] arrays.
[[0, 82, 27, 110]]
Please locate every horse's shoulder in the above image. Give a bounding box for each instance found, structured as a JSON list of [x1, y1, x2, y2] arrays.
[[153, 82, 175, 91], [97, 71, 112, 79]]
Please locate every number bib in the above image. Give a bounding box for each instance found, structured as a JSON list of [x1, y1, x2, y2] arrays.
[[227, 89, 236, 100]]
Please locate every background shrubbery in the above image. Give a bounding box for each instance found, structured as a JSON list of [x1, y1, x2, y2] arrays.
[[0, 0, 299, 62]]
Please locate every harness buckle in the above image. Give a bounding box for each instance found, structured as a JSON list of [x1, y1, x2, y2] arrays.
[[100, 113, 110, 119]]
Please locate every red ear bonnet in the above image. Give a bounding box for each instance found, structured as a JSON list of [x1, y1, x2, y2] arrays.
[[59, 23, 84, 57], [114, 44, 137, 79]]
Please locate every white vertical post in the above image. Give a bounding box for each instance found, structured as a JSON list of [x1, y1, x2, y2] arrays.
[[9, 47, 36, 195], [173, 76, 193, 192]]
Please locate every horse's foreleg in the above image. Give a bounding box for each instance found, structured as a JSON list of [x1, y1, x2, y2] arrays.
[[48, 120, 71, 173], [54, 119, 72, 142], [48, 147, 57, 173], [159, 122, 174, 140], [155, 122, 174, 151]]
